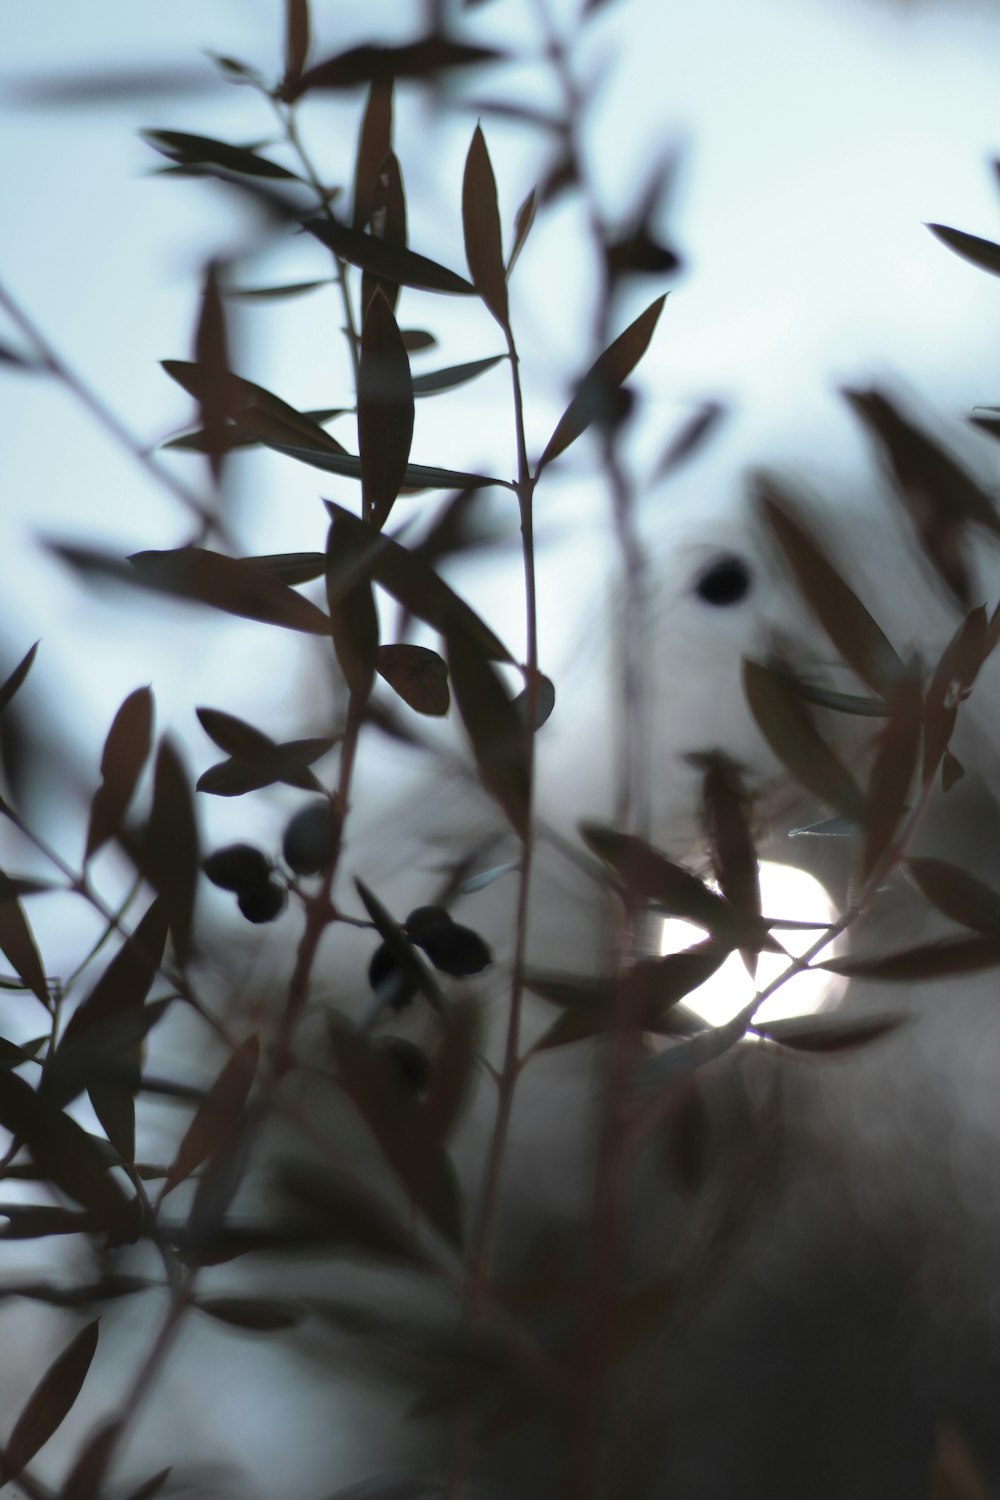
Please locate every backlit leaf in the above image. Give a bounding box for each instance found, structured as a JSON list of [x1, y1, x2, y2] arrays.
[[462, 125, 508, 329], [326, 509, 380, 702], [128, 547, 331, 635], [756, 1014, 904, 1052], [196, 737, 334, 797], [304, 215, 474, 295], [223, 279, 331, 302], [580, 823, 735, 931], [142, 740, 199, 964], [411, 355, 504, 397], [819, 937, 1000, 980], [0, 641, 39, 717], [162, 360, 349, 458], [377, 644, 450, 715], [193, 259, 231, 487], [537, 295, 667, 471], [239, 551, 326, 585], [358, 290, 414, 529], [265, 442, 502, 491], [0, 885, 48, 1006], [446, 629, 529, 838], [926, 222, 1000, 279], [1, 1320, 99, 1482], [284, 0, 310, 87], [652, 401, 725, 483], [287, 37, 503, 98], [57, 1417, 120, 1500], [743, 658, 864, 821], [85, 686, 154, 861], [700, 754, 761, 974], [507, 187, 536, 278], [142, 129, 296, 179], [360, 150, 408, 318], [924, 607, 987, 785], [354, 879, 449, 1018], [352, 78, 393, 231]]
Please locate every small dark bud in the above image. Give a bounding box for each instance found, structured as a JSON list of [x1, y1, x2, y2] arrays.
[[283, 800, 340, 876], [367, 941, 418, 1010], [203, 843, 272, 892], [376, 1037, 431, 1096], [237, 878, 287, 924]]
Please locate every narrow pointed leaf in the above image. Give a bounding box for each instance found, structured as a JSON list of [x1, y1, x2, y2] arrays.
[[160, 1036, 259, 1198], [580, 823, 736, 930], [142, 129, 297, 180], [446, 629, 529, 838], [128, 547, 331, 635], [652, 401, 725, 483], [861, 674, 923, 880], [287, 38, 503, 98], [411, 354, 504, 397], [360, 151, 407, 318], [196, 737, 333, 796], [193, 260, 231, 486], [462, 125, 508, 328], [907, 856, 1000, 938], [757, 476, 904, 696], [304, 216, 474, 295], [507, 187, 536, 277], [0, 641, 39, 717], [284, 0, 310, 85], [743, 658, 865, 821], [819, 937, 1000, 980], [537, 294, 667, 471], [700, 754, 761, 973], [756, 1014, 904, 1053], [196, 1296, 304, 1331], [324, 502, 511, 660], [57, 1417, 121, 1500], [419, 1000, 480, 1153], [358, 290, 414, 529], [85, 687, 154, 860], [263, 442, 501, 490], [924, 607, 987, 785], [142, 740, 199, 964], [352, 78, 393, 230], [239, 552, 326, 586], [354, 879, 449, 1017], [224, 279, 331, 302], [326, 510, 380, 701], [162, 361, 348, 457], [1, 1320, 99, 1482], [0, 887, 48, 1006], [163, 407, 345, 454], [927, 222, 1000, 278]]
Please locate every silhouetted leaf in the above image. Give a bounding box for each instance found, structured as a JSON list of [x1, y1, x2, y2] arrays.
[[325, 510, 380, 702], [239, 551, 327, 585], [160, 1036, 259, 1201], [85, 686, 154, 861], [0, 885, 48, 1006], [700, 754, 761, 974], [284, 0, 311, 87], [128, 547, 331, 635], [164, 408, 346, 455], [507, 188, 536, 277], [756, 1014, 904, 1053], [324, 502, 512, 660], [353, 78, 394, 231], [358, 290, 414, 529], [511, 669, 555, 731], [57, 1417, 120, 1500], [446, 629, 529, 838], [121, 1467, 172, 1500], [142, 740, 199, 964], [758, 476, 904, 696], [360, 150, 408, 318], [0, 1205, 100, 1238], [224, 279, 331, 302], [277, 1163, 429, 1267], [537, 295, 667, 470], [927, 222, 1000, 279], [287, 37, 503, 97], [377, 644, 449, 715], [942, 750, 965, 791], [925, 607, 987, 785], [196, 1296, 304, 1331], [652, 401, 725, 483], [0, 641, 38, 717], [0, 1071, 136, 1238], [196, 707, 334, 794], [0, 1320, 99, 1483], [861, 674, 922, 880], [162, 360, 349, 458], [143, 129, 296, 180], [304, 211, 475, 295], [819, 937, 1000, 980], [907, 856, 1000, 938], [13, 65, 219, 105], [580, 824, 735, 930], [266, 441, 502, 491], [401, 330, 437, 352], [462, 125, 508, 329], [411, 355, 504, 397], [355, 879, 449, 1018], [743, 658, 864, 821]]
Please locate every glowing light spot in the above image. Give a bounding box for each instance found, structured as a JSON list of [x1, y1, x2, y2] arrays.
[[661, 861, 844, 1027]]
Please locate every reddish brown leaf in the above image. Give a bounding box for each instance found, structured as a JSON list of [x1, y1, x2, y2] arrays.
[[1, 1320, 100, 1482], [927, 222, 1000, 280], [462, 124, 508, 329], [537, 294, 667, 471], [85, 686, 154, 861], [358, 289, 414, 528], [352, 78, 393, 231], [377, 644, 449, 715], [284, 0, 310, 87], [507, 187, 536, 278], [581, 823, 735, 930], [0, 640, 39, 717], [700, 753, 762, 973], [360, 152, 408, 319], [162, 361, 348, 457]]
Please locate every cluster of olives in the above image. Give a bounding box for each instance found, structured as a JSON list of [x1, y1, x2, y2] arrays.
[[202, 800, 340, 924], [368, 904, 492, 1011]]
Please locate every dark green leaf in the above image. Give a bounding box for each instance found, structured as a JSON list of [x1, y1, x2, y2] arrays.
[[128, 547, 331, 635], [757, 475, 905, 696], [907, 856, 1000, 938], [742, 658, 865, 821], [537, 295, 667, 471], [0, 641, 39, 717], [358, 289, 414, 528], [446, 628, 529, 838], [324, 502, 512, 660], [926, 222, 1000, 278], [85, 686, 154, 861], [303, 216, 474, 296], [142, 128, 296, 180], [377, 644, 450, 715], [411, 355, 504, 397], [1, 1321, 99, 1483], [462, 125, 508, 328], [287, 37, 503, 98]]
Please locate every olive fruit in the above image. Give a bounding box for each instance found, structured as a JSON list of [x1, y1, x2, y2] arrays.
[[367, 941, 418, 1011], [236, 878, 288, 925], [282, 800, 340, 876], [404, 906, 492, 977], [202, 843, 272, 892]]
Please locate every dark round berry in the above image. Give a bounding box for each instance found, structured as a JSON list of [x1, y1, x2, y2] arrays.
[[416, 921, 492, 978], [282, 801, 340, 876], [237, 878, 287, 924], [367, 941, 418, 1010], [404, 906, 452, 942], [693, 555, 752, 607], [376, 1037, 431, 1097], [202, 843, 272, 893]]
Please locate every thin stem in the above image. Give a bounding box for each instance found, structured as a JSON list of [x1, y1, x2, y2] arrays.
[[0, 281, 225, 547]]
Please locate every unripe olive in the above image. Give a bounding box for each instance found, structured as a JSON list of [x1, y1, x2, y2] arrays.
[[202, 843, 272, 892], [282, 801, 340, 876], [367, 941, 418, 1011], [237, 878, 287, 924], [404, 906, 492, 977]]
